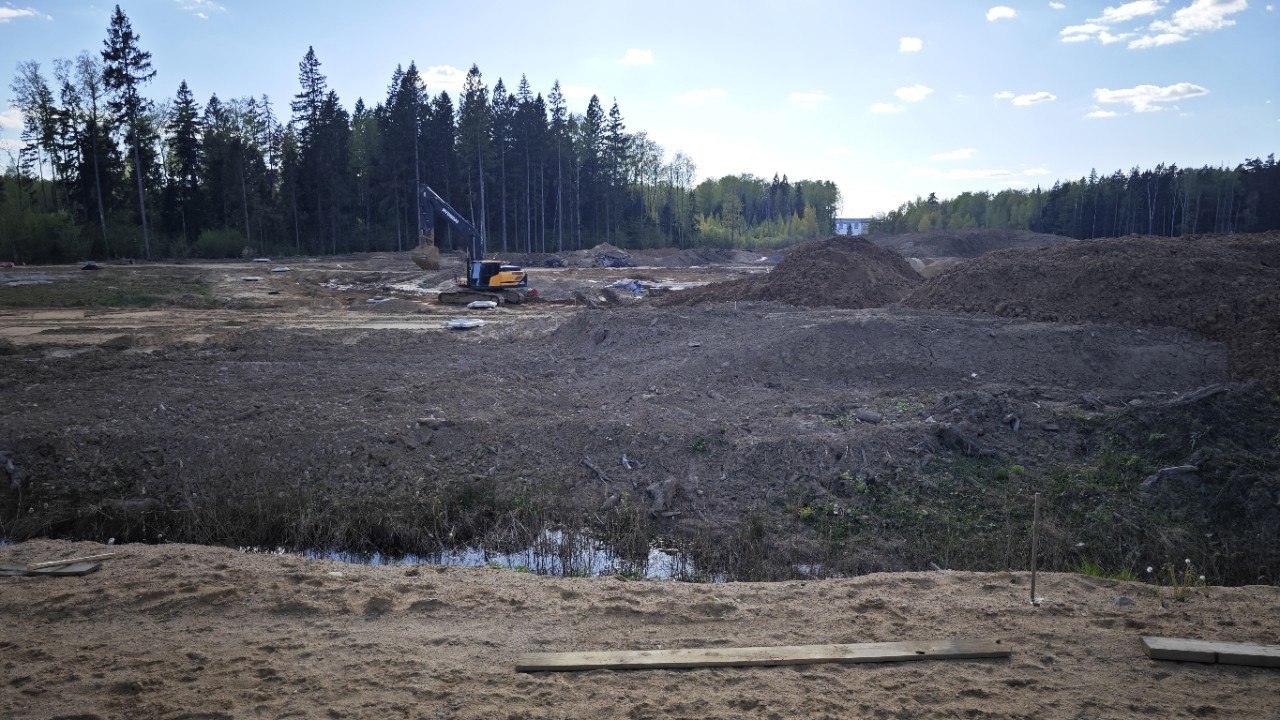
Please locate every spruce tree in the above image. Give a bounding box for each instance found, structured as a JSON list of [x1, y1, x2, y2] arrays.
[[167, 80, 202, 245], [101, 5, 156, 258]]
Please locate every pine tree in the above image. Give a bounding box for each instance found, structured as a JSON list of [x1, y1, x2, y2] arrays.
[[101, 4, 157, 258]]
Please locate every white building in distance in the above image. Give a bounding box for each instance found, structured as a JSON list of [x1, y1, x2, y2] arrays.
[[833, 218, 873, 236]]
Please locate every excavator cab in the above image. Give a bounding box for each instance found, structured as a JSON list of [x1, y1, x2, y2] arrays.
[[468, 260, 528, 290]]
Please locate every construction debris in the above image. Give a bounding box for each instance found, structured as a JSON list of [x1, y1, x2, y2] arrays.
[[442, 318, 485, 330]]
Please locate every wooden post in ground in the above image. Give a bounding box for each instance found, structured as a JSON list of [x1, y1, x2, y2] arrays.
[[1030, 493, 1040, 605]]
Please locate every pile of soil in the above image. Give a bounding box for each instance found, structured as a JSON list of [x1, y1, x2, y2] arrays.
[[661, 236, 922, 309], [905, 233, 1280, 388], [641, 247, 765, 267], [4, 539, 1278, 720], [872, 228, 1070, 259]]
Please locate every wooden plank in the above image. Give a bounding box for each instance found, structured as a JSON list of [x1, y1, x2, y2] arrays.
[[26, 562, 102, 577], [0, 561, 102, 577], [1142, 636, 1280, 668], [26, 553, 116, 571], [516, 639, 1009, 673]]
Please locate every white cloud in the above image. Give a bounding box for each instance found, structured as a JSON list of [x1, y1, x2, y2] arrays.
[[899, 36, 923, 52], [1094, 82, 1209, 112], [177, 0, 225, 19], [422, 65, 466, 94], [1092, 0, 1163, 24], [0, 138, 25, 150], [1085, 108, 1119, 118], [0, 5, 46, 22], [1024, 167, 1051, 176], [994, 90, 1058, 106], [1050, 2, 1066, 8], [619, 48, 654, 66], [987, 6, 1018, 21], [789, 91, 831, 110], [1153, 0, 1248, 33], [559, 84, 598, 105], [930, 147, 978, 161], [1128, 32, 1191, 47], [1011, 91, 1057, 106], [0, 108, 23, 130], [1060, 22, 1135, 43], [1268, 4, 1275, 10], [870, 102, 906, 113], [894, 84, 934, 103], [1130, 0, 1249, 49], [671, 88, 726, 106]]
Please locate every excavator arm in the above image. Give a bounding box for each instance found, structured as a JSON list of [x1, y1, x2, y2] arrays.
[[417, 183, 485, 265]]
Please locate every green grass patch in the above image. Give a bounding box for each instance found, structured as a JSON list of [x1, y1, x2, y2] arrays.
[[0, 267, 218, 308], [1073, 558, 1138, 582]]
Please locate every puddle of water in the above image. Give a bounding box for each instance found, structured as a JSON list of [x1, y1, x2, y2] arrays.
[[241, 529, 695, 580]]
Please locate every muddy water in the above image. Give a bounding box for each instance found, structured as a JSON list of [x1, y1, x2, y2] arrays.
[[241, 530, 694, 580]]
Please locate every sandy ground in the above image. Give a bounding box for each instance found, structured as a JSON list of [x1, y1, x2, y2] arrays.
[[2, 539, 1278, 720]]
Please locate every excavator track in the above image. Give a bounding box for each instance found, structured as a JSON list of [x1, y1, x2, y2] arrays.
[[438, 289, 505, 306]]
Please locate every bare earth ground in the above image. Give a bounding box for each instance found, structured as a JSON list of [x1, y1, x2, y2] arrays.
[[3, 539, 1278, 720], [2, 244, 1279, 718]]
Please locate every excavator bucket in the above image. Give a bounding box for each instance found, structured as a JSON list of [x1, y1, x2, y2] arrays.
[[411, 242, 440, 271], [411, 227, 441, 270]]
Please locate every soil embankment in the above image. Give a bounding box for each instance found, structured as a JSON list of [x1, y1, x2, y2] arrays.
[[871, 228, 1069, 259], [905, 233, 1280, 388], [2, 539, 1278, 719], [661, 236, 922, 308]]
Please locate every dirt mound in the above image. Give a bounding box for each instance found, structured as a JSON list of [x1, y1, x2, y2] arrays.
[[873, 228, 1070, 259], [906, 233, 1280, 387], [640, 247, 764, 267], [661, 235, 922, 308]]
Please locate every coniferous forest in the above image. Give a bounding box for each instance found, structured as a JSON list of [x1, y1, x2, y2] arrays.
[[875, 158, 1280, 239], [1, 6, 841, 264]]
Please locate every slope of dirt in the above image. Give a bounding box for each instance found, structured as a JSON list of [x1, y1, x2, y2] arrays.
[[872, 228, 1071, 259], [8, 303, 1274, 584], [661, 236, 922, 308], [3, 539, 1279, 720], [905, 233, 1280, 388]]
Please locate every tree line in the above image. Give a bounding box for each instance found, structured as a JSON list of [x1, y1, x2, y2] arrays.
[[875, 157, 1280, 239], [1, 5, 841, 264]]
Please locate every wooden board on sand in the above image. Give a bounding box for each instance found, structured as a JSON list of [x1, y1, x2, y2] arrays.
[[1141, 636, 1280, 668], [516, 638, 1009, 673]]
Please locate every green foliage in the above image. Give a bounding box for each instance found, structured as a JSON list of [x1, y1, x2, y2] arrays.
[[194, 228, 246, 258], [1163, 558, 1206, 602], [876, 157, 1280, 239], [1073, 559, 1137, 582]]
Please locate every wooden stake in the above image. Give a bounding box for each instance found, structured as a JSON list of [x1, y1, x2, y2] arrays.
[[1030, 493, 1040, 605]]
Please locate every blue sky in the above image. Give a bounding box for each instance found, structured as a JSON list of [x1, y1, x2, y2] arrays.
[[1, 0, 1276, 215]]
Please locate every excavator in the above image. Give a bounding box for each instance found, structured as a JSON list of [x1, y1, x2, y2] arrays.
[[411, 183, 533, 305]]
